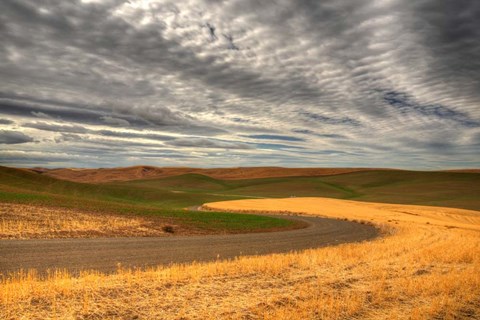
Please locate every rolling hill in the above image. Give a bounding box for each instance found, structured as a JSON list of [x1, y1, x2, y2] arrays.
[[2, 166, 479, 211], [36, 166, 386, 183]]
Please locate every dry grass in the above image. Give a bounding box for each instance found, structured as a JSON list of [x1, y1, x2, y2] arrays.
[[1, 197, 480, 319], [0, 203, 171, 239]]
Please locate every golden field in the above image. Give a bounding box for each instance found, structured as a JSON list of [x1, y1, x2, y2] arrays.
[[0, 203, 169, 238], [1, 197, 480, 319]]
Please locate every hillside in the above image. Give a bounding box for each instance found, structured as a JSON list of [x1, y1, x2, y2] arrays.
[[120, 170, 480, 211], [37, 166, 384, 183], [0, 166, 296, 235], [3, 166, 478, 211]]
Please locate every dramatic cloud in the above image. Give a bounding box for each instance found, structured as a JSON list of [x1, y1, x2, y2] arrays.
[[0, 0, 479, 168]]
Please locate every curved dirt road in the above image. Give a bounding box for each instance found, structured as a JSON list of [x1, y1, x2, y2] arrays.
[[0, 214, 377, 275]]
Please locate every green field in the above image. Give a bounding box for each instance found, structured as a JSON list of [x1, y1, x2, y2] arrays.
[[0, 166, 479, 233], [0, 167, 295, 233], [120, 170, 480, 211]]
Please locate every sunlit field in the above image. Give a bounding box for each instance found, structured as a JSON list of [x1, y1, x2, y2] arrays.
[[0, 203, 170, 238], [2, 197, 479, 319]]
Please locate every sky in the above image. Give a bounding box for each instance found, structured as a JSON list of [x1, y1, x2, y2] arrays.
[[1, 0, 479, 169]]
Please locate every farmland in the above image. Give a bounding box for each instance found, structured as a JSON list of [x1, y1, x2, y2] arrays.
[[1, 166, 479, 238], [3, 167, 480, 210], [0, 166, 479, 318], [1, 197, 479, 319], [0, 166, 298, 237]]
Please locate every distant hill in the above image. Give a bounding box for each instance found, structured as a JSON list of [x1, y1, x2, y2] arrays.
[[441, 169, 480, 173], [1, 166, 479, 211], [32, 166, 390, 183]]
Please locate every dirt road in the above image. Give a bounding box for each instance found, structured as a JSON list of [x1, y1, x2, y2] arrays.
[[0, 215, 377, 275]]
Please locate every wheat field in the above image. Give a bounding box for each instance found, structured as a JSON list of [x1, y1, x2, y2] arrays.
[[1, 197, 479, 319]]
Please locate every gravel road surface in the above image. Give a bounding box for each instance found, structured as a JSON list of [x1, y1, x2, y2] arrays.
[[0, 214, 377, 275]]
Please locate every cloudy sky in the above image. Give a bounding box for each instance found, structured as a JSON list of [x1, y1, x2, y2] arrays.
[[1, 0, 479, 169]]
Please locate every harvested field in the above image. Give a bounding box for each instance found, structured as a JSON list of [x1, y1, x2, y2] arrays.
[[204, 197, 480, 230], [0, 203, 170, 239], [2, 197, 479, 319]]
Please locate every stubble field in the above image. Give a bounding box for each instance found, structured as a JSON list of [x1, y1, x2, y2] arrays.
[[0, 203, 175, 239], [1, 197, 479, 319]]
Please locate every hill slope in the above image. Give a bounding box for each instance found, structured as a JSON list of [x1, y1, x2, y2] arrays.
[[0, 166, 296, 234], [2, 166, 479, 211], [119, 170, 480, 211], [39, 166, 385, 183]]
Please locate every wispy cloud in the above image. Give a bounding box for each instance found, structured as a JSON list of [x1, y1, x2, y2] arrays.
[[383, 91, 479, 127], [166, 138, 252, 150], [245, 134, 305, 142], [300, 112, 361, 127]]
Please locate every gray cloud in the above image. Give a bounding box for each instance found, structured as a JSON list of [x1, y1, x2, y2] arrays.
[[96, 130, 175, 142], [253, 143, 305, 150], [245, 134, 305, 142], [99, 116, 130, 127], [0, 153, 71, 164], [31, 111, 54, 119], [411, 1, 480, 103], [24, 122, 89, 134], [22, 121, 180, 143], [300, 112, 361, 127], [1, 0, 479, 168], [0, 119, 14, 125], [167, 138, 252, 150], [54, 133, 83, 144], [0, 130, 34, 144], [0, 98, 142, 127], [383, 91, 479, 127]]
